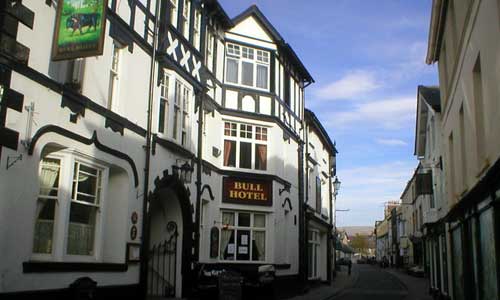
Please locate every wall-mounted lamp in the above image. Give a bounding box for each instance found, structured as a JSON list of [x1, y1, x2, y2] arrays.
[[172, 161, 194, 184], [333, 176, 341, 196]]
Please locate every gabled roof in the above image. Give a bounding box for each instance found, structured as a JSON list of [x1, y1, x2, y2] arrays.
[[202, 0, 233, 28], [414, 85, 441, 156], [305, 109, 337, 155], [231, 5, 314, 83], [419, 85, 441, 112]]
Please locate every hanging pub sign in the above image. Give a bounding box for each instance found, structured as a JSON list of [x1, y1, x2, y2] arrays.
[[51, 0, 108, 61], [222, 177, 272, 206]]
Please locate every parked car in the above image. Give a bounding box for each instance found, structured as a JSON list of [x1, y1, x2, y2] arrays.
[[357, 257, 367, 264], [336, 258, 350, 265], [407, 265, 425, 277]]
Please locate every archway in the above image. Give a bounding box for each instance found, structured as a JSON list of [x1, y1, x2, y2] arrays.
[[148, 173, 194, 298]]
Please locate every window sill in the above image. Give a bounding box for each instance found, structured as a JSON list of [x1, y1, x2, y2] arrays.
[[23, 261, 128, 273]]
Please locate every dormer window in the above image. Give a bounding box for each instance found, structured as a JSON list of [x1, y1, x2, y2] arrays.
[[225, 43, 270, 91]]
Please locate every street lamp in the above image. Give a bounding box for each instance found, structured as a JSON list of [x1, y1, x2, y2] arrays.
[[333, 176, 341, 196], [172, 161, 194, 183]]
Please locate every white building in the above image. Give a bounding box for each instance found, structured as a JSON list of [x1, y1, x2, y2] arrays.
[[0, 0, 336, 298]]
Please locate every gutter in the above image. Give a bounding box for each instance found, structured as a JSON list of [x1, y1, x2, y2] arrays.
[[426, 0, 447, 64]]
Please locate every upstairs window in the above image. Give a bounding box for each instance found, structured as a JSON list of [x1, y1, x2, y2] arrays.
[[193, 9, 201, 50], [169, 0, 178, 27], [225, 43, 270, 91], [223, 122, 268, 170], [172, 80, 191, 147], [108, 42, 124, 111], [206, 30, 215, 72], [182, 0, 190, 39], [158, 72, 170, 134]]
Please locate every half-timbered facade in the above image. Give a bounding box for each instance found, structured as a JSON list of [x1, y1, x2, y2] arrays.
[[0, 1, 335, 298]]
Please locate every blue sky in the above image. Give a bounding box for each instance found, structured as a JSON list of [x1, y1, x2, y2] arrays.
[[219, 0, 439, 227]]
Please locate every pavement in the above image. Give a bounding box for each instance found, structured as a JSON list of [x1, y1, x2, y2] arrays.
[[287, 264, 433, 300]]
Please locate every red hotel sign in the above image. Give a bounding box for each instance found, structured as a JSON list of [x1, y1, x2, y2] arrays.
[[223, 177, 272, 206]]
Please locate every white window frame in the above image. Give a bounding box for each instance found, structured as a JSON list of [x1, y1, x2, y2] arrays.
[[219, 210, 267, 263], [169, 0, 178, 27], [222, 121, 268, 171], [193, 9, 201, 50], [159, 71, 193, 149], [224, 43, 270, 92], [182, 0, 190, 39], [158, 71, 170, 135], [206, 29, 215, 72], [31, 150, 109, 263], [108, 42, 124, 111]]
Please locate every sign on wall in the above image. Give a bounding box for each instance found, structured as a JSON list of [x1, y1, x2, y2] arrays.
[[223, 177, 272, 206], [52, 0, 108, 61]]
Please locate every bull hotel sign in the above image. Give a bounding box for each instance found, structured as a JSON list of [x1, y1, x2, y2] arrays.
[[222, 177, 272, 206]]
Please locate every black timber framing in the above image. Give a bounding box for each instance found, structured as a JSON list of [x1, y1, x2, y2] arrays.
[[28, 125, 140, 187], [23, 262, 128, 273]]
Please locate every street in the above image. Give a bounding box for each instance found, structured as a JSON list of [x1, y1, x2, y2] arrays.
[[333, 265, 407, 300]]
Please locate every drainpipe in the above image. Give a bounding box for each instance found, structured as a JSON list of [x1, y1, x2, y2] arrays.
[[140, 0, 160, 298], [328, 154, 334, 281]]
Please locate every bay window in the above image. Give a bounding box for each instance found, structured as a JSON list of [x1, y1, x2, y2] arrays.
[[225, 43, 270, 90], [32, 152, 107, 260], [223, 122, 268, 170], [220, 211, 266, 262]]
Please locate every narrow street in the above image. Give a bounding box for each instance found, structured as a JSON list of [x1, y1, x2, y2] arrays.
[[333, 265, 407, 300]]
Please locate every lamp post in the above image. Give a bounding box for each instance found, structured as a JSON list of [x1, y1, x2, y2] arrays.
[[332, 176, 341, 274]]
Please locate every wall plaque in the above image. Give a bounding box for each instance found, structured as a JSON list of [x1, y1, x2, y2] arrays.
[[222, 177, 272, 206]]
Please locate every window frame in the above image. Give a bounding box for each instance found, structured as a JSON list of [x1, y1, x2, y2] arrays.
[[224, 43, 270, 92], [181, 0, 190, 40], [219, 210, 267, 263], [308, 229, 320, 279], [31, 150, 109, 263], [222, 121, 269, 171], [169, 0, 178, 28]]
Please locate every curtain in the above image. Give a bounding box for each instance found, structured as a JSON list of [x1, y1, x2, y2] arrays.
[[223, 140, 232, 166], [256, 144, 267, 170], [226, 58, 238, 83], [253, 231, 265, 261], [242, 62, 254, 86], [256, 65, 268, 89], [220, 213, 234, 259], [38, 160, 60, 198]]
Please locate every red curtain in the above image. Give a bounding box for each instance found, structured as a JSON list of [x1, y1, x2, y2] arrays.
[[256, 144, 267, 170], [224, 140, 232, 166]]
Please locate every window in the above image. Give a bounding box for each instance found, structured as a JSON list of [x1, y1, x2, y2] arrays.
[[68, 162, 102, 255], [225, 43, 270, 90], [171, 80, 191, 147], [169, 0, 178, 27], [315, 177, 321, 212], [223, 122, 268, 170], [158, 72, 170, 134], [32, 153, 107, 259], [33, 158, 61, 254], [220, 211, 266, 262], [472, 55, 486, 167], [181, 0, 190, 39], [206, 29, 215, 72], [108, 43, 122, 111], [308, 230, 320, 279], [193, 9, 201, 50]]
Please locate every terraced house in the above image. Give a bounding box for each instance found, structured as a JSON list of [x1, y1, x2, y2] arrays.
[[0, 0, 338, 299]]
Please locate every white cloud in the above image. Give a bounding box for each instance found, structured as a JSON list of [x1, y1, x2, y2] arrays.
[[315, 70, 380, 100], [376, 138, 408, 146], [328, 96, 416, 130]]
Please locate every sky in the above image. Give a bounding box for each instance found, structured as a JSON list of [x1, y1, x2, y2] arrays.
[[219, 0, 439, 227]]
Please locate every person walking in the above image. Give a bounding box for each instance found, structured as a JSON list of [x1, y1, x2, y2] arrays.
[[347, 259, 352, 276]]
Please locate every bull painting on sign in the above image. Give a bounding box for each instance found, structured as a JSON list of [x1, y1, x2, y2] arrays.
[[52, 0, 108, 61]]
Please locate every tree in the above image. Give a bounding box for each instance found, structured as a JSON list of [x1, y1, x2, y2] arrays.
[[83, 0, 100, 12], [349, 234, 370, 255]]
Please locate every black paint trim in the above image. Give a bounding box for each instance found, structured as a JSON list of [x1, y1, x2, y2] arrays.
[[105, 117, 125, 135], [0, 126, 19, 150], [201, 159, 291, 187], [282, 197, 293, 211], [28, 125, 139, 187], [5, 1, 34, 29], [201, 184, 215, 201], [0, 55, 147, 137], [2, 87, 24, 112], [22, 261, 128, 273], [152, 134, 196, 159]]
